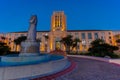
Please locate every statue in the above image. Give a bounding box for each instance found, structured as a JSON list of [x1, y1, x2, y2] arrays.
[[20, 15, 40, 56], [27, 15, 37, 41]]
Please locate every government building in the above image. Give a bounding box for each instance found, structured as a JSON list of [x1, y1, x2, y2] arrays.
[[0, 11, 119, 52]]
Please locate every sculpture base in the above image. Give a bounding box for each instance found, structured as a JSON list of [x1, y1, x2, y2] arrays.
[[19, 53, 39, 56], [20, 41, 40, 56]]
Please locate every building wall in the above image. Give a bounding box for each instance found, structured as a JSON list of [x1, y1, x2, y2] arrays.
[[0, 11, 116, 52], [2, 30, 114, 52], [67, 30, 114, 51]]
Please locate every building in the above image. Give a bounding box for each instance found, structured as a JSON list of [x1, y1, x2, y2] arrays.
[[0, 11, 117, 52]]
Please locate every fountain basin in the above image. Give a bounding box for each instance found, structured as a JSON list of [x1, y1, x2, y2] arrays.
[[1, 54, 50, 63], [20, 41, 40, 56], [0, 54, 70, 80]]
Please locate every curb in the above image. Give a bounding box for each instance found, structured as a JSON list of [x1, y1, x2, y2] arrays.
[[32, 61, 76, 80], [68, 55, 120, 66]]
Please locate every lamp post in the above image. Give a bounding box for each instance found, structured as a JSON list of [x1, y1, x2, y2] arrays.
[[77, 42, 80, 53], [44, 33, 49, 52]]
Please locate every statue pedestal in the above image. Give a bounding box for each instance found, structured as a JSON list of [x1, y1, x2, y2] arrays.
[[19, 41, 40, 56]]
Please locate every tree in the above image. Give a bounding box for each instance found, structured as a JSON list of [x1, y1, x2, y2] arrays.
[[14, 36, 27, 51], [114, 34, 120, 40], [1, 36, 6, 40], [91, 39, 105, 47], [36, 38, 41, 42], [72, 38, 81, 53], [116, 39, 120, 43], [88, 39, 119, 57], [61, 35, 73, 53], [0, 42, 10, 55], [116, 39, 120, 52]]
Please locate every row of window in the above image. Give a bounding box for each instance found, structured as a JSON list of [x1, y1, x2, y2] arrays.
[[12, 32, 112, 43], [69, 32, 112, 40]]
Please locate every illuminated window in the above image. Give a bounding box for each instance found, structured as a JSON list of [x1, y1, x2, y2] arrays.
[[82, 40, 86, 45]]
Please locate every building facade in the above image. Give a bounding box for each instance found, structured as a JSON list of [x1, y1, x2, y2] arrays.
[[0, 11, 117, 52]]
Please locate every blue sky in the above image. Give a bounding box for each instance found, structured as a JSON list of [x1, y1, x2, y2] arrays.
[[0, 0, 120, 33]]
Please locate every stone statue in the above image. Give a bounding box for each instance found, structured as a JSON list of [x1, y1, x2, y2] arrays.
[[27, 15, 37, 41], [20, 15, 39, 56]]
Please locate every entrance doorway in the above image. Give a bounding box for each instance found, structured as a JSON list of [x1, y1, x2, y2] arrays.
[[55, 37, 61, 50], [55, 41, 61, 50]]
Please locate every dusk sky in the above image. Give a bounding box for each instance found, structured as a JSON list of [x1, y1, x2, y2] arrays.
[[0, 0, 120, 33]]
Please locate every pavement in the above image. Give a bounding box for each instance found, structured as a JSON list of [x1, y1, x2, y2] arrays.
[[33, 57, 120, 80]]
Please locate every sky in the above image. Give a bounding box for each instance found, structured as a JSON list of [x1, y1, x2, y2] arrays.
[[0, 0, 120, 33]]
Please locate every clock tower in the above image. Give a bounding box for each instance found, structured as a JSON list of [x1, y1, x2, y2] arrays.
[[51, 11, 66, 31], [50, 11, 67, 51]]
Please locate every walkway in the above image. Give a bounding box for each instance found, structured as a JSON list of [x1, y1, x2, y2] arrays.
[[33, 57, 120, 80], [55, 57, 120, 80]]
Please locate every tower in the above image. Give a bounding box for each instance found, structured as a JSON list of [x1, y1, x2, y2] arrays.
[[51, 11, 66, 31], [50, 11, 67, 51]]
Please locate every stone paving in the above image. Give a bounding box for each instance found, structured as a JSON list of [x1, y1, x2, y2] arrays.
[[55, 57, 120, 80]]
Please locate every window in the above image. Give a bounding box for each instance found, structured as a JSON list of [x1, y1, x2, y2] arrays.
[[67, 32, 72, 35], [75, 32, 78, 35], [94, 33, 98, 39], [15, 34, 18, 36], [109, 36, 111, 39], [88, 33, 92, 39], [109, 40, 112, 44], [81, 33, 85, 39], [60, 15, 62, 20], [101, 32, 105, 40], [109, 32, 111, 35], [101, 32, 105, 36], [55, 16, 58, 21], [75, 32, 79, 38], [101, 36, 104, 40], [21, 34, 24, 36]]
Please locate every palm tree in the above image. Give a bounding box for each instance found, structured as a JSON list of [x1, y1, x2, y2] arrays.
[[0, 41, 10, 55], [91, 39, 105, 47], [72, 38, 81, 53], [1, 36, 6, 43], [116, 39, 120, 44], [1, 36, 6, 40], [14, 36, 27, 51], [61, 35, 73, 53]]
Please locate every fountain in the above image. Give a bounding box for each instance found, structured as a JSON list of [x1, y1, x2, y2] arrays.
[[20, 15, 39, 56], [1, 15, 50, 63], [0, 15, 70, 80]]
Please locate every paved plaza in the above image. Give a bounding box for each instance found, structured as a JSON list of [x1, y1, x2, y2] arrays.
[[55, 57, 120, 80]]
